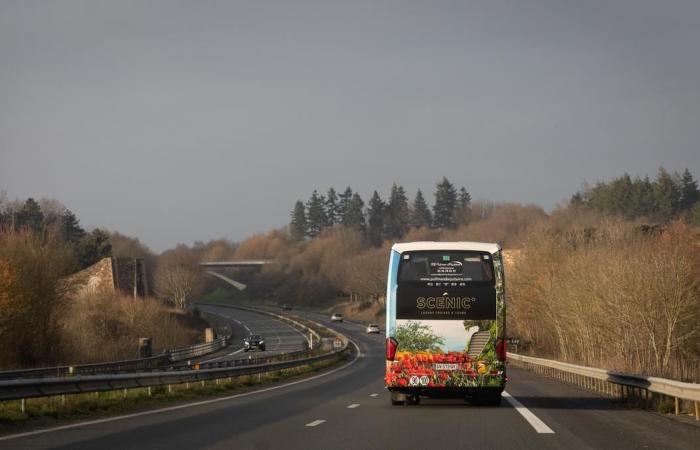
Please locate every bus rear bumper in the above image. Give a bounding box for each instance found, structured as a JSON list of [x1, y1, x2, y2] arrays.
[[387, 386, 504, 400]]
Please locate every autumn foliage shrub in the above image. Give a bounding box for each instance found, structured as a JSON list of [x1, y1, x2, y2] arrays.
[[0, 228, 72, 368], [509, 218, 700, 381], [63, 291, 200, 363], [0, 227, 202, 369], [220, 204, 546, 308]]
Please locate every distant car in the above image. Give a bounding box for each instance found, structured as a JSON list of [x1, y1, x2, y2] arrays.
[[331, 313, 344, 323], [282, 304, 292, 311], [243, 334, 265, 352], [366, 323, 380, 334]]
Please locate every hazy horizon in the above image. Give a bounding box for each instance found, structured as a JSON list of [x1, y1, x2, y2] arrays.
[[2, 1, 699, 251]]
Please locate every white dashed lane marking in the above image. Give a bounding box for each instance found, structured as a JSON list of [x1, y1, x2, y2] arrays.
[[305, 420, 326, 427], [347, 404, 360, 409], [503, 391, 555, 434], [369, 393, 379, 397]]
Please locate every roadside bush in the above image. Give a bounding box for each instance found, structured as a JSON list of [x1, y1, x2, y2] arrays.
[[0, 228, 72, 368], [62, 291, 200, 363], [509, 219, 700, 381]]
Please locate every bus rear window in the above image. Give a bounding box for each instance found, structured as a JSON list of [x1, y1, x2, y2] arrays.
[[398, 251, 493, 284]]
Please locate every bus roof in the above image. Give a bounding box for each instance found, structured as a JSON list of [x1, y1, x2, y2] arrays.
[[391, 241, 501, 254]]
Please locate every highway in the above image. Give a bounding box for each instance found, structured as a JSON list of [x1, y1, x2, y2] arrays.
[[194, 305, 308, 364], [1, 307, 698, 449]]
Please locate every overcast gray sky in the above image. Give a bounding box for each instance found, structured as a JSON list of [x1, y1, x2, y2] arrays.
[[1, 1, 699, 251]]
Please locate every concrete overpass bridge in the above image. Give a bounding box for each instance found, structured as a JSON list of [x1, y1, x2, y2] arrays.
[[199, 260, 272, 291]]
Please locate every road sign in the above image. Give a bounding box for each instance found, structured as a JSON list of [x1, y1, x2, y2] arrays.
[[333, 339, 342, 348]]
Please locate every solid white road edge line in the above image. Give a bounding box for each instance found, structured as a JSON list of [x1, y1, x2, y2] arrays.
[[0, 340, 362, 442], [305, 420, 326, 427], [502, 391, 555, 434]]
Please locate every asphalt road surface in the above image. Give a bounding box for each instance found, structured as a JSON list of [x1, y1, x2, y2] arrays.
[[2, 307, 698, 449], [193, 305, 308, 365]]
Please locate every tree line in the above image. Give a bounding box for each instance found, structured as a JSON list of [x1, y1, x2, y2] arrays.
[[289, 177, 473, 246], [572, 167, 700, 224], [0, 196, 112, 271], [509, 217, 700, 382], [0, 194, 200, 369], [214, 167, 700, 381]]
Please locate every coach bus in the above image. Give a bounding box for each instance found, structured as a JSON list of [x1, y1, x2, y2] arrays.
[[385, 242, 506, 405]]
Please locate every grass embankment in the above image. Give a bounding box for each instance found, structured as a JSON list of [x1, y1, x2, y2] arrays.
[[0, 352, 350, 434]]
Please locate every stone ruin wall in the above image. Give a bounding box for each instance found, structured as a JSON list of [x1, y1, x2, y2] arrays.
[[67, 257, 149, 298]]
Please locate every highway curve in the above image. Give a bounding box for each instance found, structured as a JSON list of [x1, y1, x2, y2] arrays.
[[193, 305, 308, 365], [1, 309, 698, 449]]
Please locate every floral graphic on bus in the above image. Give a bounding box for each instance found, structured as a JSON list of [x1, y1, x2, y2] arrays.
[[386, 351, 504, 388], [386, 320, 504, 388]]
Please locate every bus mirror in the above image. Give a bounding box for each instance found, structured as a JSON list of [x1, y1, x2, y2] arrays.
[[386, 337, 398, 361], [496, 339, 507, 361]]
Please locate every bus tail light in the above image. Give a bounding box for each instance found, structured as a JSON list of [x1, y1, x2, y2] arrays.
[[386, 337, 398, 361], [496, 339, 507, 361]]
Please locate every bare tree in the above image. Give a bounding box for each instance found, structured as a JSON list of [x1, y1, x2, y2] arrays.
[[154, 245, 203, 309]]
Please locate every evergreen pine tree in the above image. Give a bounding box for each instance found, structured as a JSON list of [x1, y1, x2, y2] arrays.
[[289, 200, 307, 241], [61, 209, 85, 243], [385, 183, 410, 239], [653, 167, 681, 222], [570, 192, 584, 209], [76, 228, 112, 269], [367, 191, 386, 247], [410, 190, 432, 228], [679, 168, 700, 211], [305, 190, 327, 238], [338, 187, 353, 224], [454, 187, 472, 225], [611, 174, 635, 218], [345, 193, 366, 230], [325, 188, 339, 226], [688, 203, 700, 226], [15, 198, 44, 233], [631, 176, 657, 218], [433, 177, 457, 229]]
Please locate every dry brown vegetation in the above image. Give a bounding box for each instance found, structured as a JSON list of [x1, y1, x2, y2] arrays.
[[0, 227, 205, 370], [195, 201, 699, 381], [0, 229, 72, 367], [509, 217, 700, 381], [209, 202, 547, 313], [63, 291, 201, 363], [154, 245, 205, 310]]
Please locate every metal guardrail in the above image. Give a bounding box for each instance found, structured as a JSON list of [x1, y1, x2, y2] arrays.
[[0, 304, 314, 381], [0, 344, 349, 402], [0, 354, 171, 381], [186, 305, 341, 372], [169, 336, 229, 362], [0, 308, 350, 402], [508, 353, 700, 420], [0, 336, 229, 381], [211, 304, 322, 349]]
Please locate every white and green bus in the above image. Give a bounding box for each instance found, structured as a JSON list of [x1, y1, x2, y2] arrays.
[[385, 242, 507, 405]]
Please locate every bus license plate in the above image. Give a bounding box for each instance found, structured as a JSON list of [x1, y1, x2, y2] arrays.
[[434, 363, 459, 371]]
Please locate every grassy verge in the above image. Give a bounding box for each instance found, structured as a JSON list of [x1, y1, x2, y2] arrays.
[[0, 352, 350, 435]]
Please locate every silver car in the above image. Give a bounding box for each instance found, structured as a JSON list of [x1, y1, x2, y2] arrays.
[[366, 323, 380, 334]]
